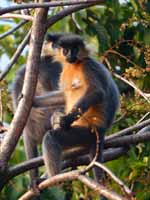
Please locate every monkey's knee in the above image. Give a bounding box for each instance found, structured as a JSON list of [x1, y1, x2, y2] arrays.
[[42, 131, 62, 177]]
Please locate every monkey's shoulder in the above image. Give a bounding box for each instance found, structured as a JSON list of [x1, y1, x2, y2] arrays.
[[83, 58, 114, 88]]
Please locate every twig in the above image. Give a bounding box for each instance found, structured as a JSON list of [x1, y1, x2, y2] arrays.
[[18, 170, 80, 200], [0, 30, 30, 81], [136, 112, 150, 124], [71, 13, 82, 31], [113, 112, 127, 124], [106, 49, 140, 69], [0, 0, 104, 15], [94, 162, 132, 198], [106, 118, 150, 140], [104, 58, 150, 103], [0, 20, 28, 40], [78, 175, 127, 200], [105, 127, 150, 148], [114, 72, 150, 103], [0, 13, 33, 21]]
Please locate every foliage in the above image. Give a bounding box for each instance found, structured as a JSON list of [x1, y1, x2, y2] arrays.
[[0, 0, 150, 199]]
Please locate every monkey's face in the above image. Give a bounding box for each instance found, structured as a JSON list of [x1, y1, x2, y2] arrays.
[[54, 46, 81, 64], [41, 33, 65, 57], [54, 34, 89, 64]]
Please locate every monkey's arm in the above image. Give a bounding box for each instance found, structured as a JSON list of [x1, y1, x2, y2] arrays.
[[60, 88, 105, 129]]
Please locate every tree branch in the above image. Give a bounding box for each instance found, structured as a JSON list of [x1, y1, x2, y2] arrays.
[[94, 162, 132, 198], [4, 126, 150, 188], [78, 175, 127, 200], [136, 112, 150, 124], [6, 147, 126, 182], [33, 91, 65, 108], [0, 13, 33, 21], [113, 72, 150, 104], [0, 5, 49, 171], [0, 30, 30, 81], [107, 118, 150, 140], [105, 126, 150, 148], [0, 1, 104, 15], [104, 58, 150, 103], [46, 2, 100, 27], [0, 20, 28, 40], [19, 170, 127, 200]]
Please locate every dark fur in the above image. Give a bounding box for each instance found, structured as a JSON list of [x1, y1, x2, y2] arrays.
[[42, 34, 119, 184], [57, 34, 85, 48]]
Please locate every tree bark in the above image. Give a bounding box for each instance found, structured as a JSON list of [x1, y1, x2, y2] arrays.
[[0, 5, 48, 172]]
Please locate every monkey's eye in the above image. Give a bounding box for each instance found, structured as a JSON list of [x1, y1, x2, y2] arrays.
[[63, 48, 69, 56]]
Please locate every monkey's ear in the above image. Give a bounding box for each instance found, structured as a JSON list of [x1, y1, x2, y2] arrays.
[[45, 33, 64, 43]]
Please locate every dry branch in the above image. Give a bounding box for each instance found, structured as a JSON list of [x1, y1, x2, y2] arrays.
[[0, 0, 104, 15], [3, 126, 150, 190], [0, 30, 30, 81], [107, 118, 150, 140], [0, 20, 28, 40], [105, 127, 150, 148], [33, 91, 65, 108], [19, 170, 127, 200], [136, 112, 150, 124], [0, 5, 49, 171], [0, 13, 33, 21], [78, 175, 127, 200], [6, 147, 126, 181], [94, 162, 132, 197], [114, 72, 150, 103], [3, 117, 150, 181], [104, 58, 150, 103]]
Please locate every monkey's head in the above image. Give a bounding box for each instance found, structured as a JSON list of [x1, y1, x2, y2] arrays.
[[54, 34, 89, 64], [41, 33, 64, 57]]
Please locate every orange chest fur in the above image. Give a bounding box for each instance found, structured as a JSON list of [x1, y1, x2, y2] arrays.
[[59, 63, 88, 113]]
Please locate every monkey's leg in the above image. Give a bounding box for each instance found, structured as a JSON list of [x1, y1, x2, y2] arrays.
[[23, 129, 39, 181], [42, 127, 95, 177]]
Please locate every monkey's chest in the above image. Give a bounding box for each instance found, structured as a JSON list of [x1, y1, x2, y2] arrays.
[[60, 65, 87, 113]]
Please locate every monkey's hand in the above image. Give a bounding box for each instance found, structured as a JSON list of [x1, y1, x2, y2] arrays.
[[60, 107, 81, 130], [60, 113, 76, 130], [51, 111, 64, 130]]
